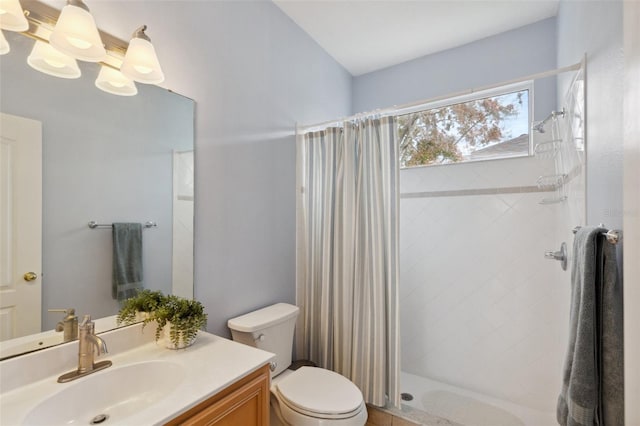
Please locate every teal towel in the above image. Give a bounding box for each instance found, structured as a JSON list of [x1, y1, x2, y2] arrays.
[[112, 223, 144, 301]]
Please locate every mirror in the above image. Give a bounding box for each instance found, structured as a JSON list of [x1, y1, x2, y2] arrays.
[[0, 31, 194, 358]]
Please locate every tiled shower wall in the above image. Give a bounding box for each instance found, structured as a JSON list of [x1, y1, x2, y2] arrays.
[[399, 153, 575, 413]]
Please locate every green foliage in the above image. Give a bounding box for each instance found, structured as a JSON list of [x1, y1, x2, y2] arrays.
[[398, 91, 524, 167], [152, 295, 207, 348], [117, 290, 167, 325], [117, 291, 207, 349]]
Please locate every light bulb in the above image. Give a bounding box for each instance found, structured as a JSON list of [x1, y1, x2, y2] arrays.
[[0, 0, 28, 32], [120, 26, 164, 84], [49, 0, 105, 62], [44, 58, 66, 68], [95, 65, 137, 96], [27, 40, 81, 79]]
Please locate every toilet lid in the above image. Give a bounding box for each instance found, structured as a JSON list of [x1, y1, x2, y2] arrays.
[[275, 367, 364, 417]]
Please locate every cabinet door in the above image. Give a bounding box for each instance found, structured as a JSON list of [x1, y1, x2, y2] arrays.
[[167, 364, 270, 426]]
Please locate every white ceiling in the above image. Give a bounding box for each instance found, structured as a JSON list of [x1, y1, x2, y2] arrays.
[[273, 0, 560, 76]]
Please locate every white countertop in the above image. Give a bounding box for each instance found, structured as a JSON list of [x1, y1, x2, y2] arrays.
[[0, 323, 275, 425]]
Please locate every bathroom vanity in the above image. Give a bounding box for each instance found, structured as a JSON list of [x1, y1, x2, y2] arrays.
[[0, 322, 274, 425], [166, 363, 270, 425]]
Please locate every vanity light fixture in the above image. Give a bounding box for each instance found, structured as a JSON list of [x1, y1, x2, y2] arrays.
[[49, 0, 105, 62], [27, 39, 81, 79], [0, 0, 28, 32], [95, 65, 137, 96], [0, 30, 9, 54], [120, 25, 164, 84], [6, 0, 167, 96]]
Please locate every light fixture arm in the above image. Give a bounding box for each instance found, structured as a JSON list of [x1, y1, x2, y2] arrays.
[[66, 0, 90, 13], [132, 25, 151, 42]]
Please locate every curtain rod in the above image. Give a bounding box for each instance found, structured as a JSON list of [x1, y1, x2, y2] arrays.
[[299, 60, 584, 133]]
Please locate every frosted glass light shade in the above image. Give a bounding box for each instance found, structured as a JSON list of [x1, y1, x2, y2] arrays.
[[0, 30, 9, 54], [120, 37, 164, 84], [95, 66, 137, 96], [0, 0, 28, 32], [49, 2, 105, 62], [27, 40, 81, 79]]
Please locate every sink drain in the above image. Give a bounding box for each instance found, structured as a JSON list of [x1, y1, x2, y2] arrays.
[[401, 392, 414, 401], [90, 414, 109, 424]]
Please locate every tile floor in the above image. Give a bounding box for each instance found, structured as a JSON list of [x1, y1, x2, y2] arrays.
[[366, 405, 420, 426]]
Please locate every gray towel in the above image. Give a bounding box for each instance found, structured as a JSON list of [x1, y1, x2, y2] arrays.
[[598, 234, 624, 426], [112, 223, 144, 301], [557, 227, 624, 426]]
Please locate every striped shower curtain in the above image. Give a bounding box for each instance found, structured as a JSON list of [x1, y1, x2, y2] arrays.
[[296, 116, 400, 408]]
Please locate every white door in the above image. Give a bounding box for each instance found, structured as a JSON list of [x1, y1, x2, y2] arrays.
[[0, 113, 42, 341]]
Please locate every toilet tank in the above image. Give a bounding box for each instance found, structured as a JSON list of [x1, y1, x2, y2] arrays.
[[227, 303, 299, 377]]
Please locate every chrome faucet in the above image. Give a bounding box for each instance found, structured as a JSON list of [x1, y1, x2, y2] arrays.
[[58, 315, 112, 383]]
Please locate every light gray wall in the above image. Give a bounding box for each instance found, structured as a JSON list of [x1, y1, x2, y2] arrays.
[[352, 17, 557, 122], [55, 1, 353, 337], [0, 32, 193, 331], [556, 0, 623, 228], [186, 2, 351, 336]]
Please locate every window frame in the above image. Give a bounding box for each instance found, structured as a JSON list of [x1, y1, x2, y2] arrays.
[[397, 80, 534, 169]]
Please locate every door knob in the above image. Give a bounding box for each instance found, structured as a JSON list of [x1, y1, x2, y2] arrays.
[[23, 272, 38, 282]]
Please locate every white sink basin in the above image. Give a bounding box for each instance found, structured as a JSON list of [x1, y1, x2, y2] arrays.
[[23, 360, 184, 425], [1, 325, 275, 426]]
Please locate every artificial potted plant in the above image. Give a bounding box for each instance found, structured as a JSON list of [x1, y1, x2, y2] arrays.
[[116, 289, 166, 325], [153, 295, 207, 349]]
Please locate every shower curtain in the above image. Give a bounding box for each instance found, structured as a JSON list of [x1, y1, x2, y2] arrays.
[[296, 116, 400, 407]]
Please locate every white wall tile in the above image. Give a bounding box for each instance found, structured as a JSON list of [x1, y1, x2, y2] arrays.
[[399, 155, 579, 413]]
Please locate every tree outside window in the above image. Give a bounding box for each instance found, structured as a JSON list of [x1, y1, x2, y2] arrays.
[[398, 88, 530, 168]]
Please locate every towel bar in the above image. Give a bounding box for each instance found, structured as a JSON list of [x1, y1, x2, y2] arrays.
[[88, 221, 157, 229], [572, 225, 621, 245]]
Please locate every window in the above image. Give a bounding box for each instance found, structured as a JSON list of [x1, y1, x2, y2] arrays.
[[398, 84, 531, 168]]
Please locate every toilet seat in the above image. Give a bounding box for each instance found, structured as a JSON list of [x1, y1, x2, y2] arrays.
[[274, 367, 364, 419]]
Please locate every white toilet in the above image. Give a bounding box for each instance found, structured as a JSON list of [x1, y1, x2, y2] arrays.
[[228, 303, 368, 426]]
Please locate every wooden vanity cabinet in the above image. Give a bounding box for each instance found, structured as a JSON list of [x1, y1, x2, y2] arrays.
[[165, 364, 270, 426]]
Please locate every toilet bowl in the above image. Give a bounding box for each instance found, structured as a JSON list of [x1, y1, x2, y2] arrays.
[[228, 303, 367, 426], [270, 367, 368, 426]]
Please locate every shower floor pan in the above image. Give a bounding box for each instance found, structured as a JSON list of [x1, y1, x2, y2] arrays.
[[398, 371, 556, 426]]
